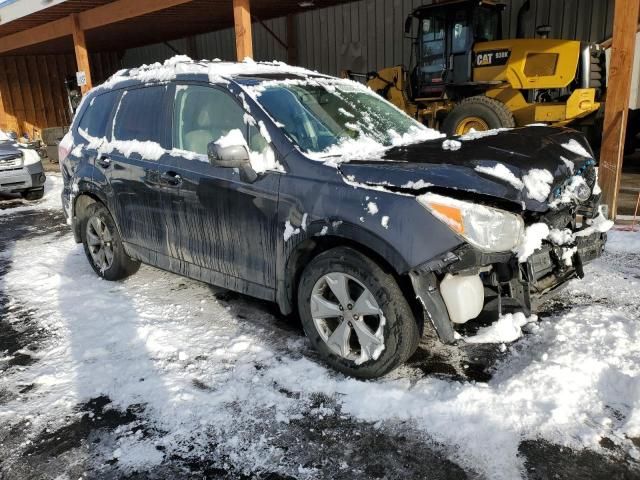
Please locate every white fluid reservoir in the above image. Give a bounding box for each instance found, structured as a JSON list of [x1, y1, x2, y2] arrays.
[[439, 273, 484, 324]]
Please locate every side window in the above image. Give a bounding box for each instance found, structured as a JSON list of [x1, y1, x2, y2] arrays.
[[77, 92, 118, 138], [451, 10, 470, 53], [113, 86, 165, 143], [173, 85, 254, 155]]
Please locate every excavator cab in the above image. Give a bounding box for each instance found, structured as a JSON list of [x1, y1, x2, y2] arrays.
[[407, 0, 505, 99]]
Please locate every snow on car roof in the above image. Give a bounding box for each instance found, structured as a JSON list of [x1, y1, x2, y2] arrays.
[[95, 55, 328, 92]]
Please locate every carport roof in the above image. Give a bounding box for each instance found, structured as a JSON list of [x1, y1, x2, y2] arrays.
[[0, 0, 353, 55]]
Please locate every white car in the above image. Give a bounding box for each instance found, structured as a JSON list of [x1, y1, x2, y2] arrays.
[[0, 132, 46, 200]]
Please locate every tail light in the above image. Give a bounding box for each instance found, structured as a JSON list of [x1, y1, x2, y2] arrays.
[[58, 132, 73, 163]]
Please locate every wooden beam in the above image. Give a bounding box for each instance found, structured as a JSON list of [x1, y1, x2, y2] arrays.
[[70, 13, 92, 94], [0, 16, 72, 55], [0, 0, 193, 55], [77, 0, 192, 31], [233, 0, 253, 61], [599, 0, 640, 219]]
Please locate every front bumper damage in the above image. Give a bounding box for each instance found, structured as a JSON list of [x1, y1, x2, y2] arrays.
[[410, 221, 607, 345]]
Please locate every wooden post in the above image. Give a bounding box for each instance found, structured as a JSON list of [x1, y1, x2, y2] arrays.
[[286, 14, 297, 65], [599, 0, 640, 219], [70, 13, 93, 94], [233, 0, 253, 61]]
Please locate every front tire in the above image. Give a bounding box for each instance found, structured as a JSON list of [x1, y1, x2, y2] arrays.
[[297, 247, 420, 379], [22, 188, 44, 201], [442, 95, 516, 136], [81, 202, 140, 281]]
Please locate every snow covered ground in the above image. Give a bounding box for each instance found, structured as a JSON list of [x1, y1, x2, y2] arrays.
[[0, 175, 639, 479]]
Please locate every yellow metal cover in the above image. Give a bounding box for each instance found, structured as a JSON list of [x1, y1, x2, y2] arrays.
[[473, 39, 582, 89]]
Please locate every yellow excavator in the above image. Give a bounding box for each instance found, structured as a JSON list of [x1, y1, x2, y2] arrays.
[[345, 0, 606, 137]]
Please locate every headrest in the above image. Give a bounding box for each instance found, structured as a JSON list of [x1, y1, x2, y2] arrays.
[[196, 108, 212, 129]]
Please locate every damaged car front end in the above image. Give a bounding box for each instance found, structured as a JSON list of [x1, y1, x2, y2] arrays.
[[240, 73, 609, 375], [337, 127, 609, 345]]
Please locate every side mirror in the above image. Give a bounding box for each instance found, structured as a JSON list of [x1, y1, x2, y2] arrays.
[[404, 15, 414, 35], [207, 142, 257, 182]]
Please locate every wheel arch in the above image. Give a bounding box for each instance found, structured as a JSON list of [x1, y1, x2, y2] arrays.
[[277, 232, 421, 328], [72, 186, 120, 244]]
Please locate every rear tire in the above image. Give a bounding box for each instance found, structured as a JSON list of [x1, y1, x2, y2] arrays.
[[442, 95, 516, 136], [297, 247, 420, 379], [81, 202, 140, 281]]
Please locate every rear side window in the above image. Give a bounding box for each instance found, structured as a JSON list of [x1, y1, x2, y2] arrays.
[[113, 86, 166, 143], [77, 92, 118, 138]]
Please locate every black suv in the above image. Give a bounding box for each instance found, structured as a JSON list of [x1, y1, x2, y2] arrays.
[[60, 58, 608, 378]]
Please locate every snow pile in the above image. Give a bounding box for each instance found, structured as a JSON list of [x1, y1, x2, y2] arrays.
[[381, 216, 390, 229], [442, 139, 461, 151], [2, 183, 640, 479], [515, 222, 550, 262], [0, 174, 62, 215], [516, 214, 613, 262], [574, 212, 614, 238], [79, 128, 165, 161], [606, 228, 640, 253], [96, 56, 324, 92], [283, 220, 300, 241], [463, 313, 538, 344], [475, 163, 524, 190], [561, 139, 593, 158], [215, 128, 246, 148], [593, 168, 602, 195], [522, 168, 554, 202], [366, 202, 378, 215], [188, 107, 279, 173], [548, 228, 574, 245], [401, 179, 433, 190], [561, 246, 578, 266], [458, 127, 511, 141], [561, 156, 575, 173], [549, 175, 591, 208], [267, 298, 640, 479]]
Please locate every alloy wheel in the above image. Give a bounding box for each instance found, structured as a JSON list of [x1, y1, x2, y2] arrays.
[[310, 272, 386, 363], [86, 216, 114, 273]]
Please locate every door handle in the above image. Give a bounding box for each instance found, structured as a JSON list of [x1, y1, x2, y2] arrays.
[[160, 171, 182, 187], [96, 156, 111, 169]]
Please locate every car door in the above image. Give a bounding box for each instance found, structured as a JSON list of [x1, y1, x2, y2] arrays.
[[74, 89, 119, 192], [159, 82, 281, 294], [106, 86, 170, 253]]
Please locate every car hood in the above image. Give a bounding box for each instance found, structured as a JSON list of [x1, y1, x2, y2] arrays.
[[0, 141, 22, 160], [337, 126, 596, 212]]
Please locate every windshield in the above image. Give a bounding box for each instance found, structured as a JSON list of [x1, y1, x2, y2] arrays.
[[246, 78, 440, 158]]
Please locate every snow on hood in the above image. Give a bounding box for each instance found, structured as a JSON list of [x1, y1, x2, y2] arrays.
[[337, 126, 599, 212]]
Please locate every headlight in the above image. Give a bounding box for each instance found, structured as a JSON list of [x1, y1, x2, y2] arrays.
[[20, 148, 41, 166], [417, 193, 524, 252]]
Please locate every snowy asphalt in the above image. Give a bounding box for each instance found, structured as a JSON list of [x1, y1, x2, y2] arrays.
[[0, 174, 639, 480]]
